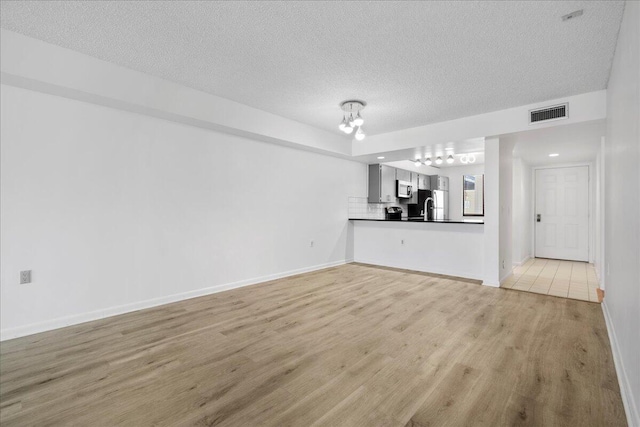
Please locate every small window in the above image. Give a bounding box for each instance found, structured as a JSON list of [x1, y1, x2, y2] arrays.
[[463, 174, 484, 216]]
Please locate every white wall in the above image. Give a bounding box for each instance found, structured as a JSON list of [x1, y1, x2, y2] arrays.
[[0, 84, 367, 339], [512, 158, 532, 266], [483, 137, 500, 286], [595, 138, 606, 286], [1, 29, 352, 158], [484, 136, 515, 285], [439, 164, 485, 222], [522, 161, 533, 262], [353, 221, 484, 280], [602, 2, 640, 425], [499, 140, 515, 282]]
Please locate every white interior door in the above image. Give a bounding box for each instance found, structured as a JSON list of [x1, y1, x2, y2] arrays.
[[535, 166, 589, 261]]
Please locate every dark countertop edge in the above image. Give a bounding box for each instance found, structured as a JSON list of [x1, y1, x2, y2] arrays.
[[349, 218, 484, 224]]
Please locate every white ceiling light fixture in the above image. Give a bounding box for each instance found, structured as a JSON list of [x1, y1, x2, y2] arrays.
[[338, 115, 348, 132], [353, 111, 364, 127], [549, 153, 560, 157], [338, 116, 355, 135], [447, 154, 455, 164], [435, 157, 443, 165], [343, 113, 354, 134], [460, 153, 476, 164], [425, 158, 432, 166], [339, 100, 366, 140], [414, 160, 422, 167], [377, 156, 385, 160]]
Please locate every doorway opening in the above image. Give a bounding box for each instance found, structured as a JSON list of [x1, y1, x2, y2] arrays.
[[507, 121, 605, 302], [505, 164, 600, 302]]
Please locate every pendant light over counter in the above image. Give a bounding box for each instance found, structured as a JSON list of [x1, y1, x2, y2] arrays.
[[412, 152, 477, 167]]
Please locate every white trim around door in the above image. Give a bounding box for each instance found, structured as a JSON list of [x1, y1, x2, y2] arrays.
[[532, 163, 595, 262]]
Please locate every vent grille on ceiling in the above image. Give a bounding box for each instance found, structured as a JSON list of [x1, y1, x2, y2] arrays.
[[529, 103, 568, 124]]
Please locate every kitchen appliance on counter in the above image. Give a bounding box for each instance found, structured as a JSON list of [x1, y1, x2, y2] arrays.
[[385, 206, 403, 220], [396, 180, 413, 199]]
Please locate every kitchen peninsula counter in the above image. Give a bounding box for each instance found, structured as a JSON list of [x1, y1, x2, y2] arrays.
[[349, 218, 483, 224], [351, 218, 484, 280]]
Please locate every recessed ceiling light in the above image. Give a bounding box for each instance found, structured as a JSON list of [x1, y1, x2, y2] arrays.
[[549, 153, 559, 157], [377, 156, 385, 159]]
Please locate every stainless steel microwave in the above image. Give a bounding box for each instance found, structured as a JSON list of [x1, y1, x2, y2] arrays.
[[396, 180, 413, 199]]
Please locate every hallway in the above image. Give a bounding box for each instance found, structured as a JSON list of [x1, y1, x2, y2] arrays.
[[502, 258, 600, 303]]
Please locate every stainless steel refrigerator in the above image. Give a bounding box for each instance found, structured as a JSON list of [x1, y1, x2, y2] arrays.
[[433, 190, 448, 220]]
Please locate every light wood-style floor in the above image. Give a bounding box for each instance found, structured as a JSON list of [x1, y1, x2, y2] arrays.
[[502, 258, 600, 302], [0, 263, 626, 426]]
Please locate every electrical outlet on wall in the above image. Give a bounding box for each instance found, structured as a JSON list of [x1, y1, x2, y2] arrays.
[[310, 240, 314, 248], [20, 270, 32, 284], [502, 260, 505, 269]]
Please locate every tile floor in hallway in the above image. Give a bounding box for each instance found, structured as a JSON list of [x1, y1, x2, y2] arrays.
[[501, 258, 600, 303]]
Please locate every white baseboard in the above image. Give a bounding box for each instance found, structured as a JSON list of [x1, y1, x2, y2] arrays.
[[0, 259, 351, 341], [498, 272, 513, 287], [602, 301, 639, 427], [482, 268, 515, 289], [512, 255, 531, 267], [353, 257, 482, 282], [482, 281, 501, 288]]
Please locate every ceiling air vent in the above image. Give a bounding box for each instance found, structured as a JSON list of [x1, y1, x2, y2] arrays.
[[529, 103, 568, 125]]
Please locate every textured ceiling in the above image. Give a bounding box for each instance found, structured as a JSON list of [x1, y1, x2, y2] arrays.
[[0, 1, 624, 136]]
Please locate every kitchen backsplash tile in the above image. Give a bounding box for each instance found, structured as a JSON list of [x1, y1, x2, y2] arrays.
[[348, 196, 386, 219]]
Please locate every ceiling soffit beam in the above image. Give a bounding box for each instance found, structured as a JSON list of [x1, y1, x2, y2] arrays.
[[0, 29, 353, 160], [1, 29, 607, 161], [353, 90, 606, 157]]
